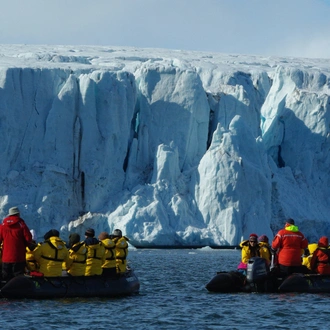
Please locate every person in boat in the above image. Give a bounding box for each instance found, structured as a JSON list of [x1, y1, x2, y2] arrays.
[[33, 229, 70, 277], [0, 206, 32, 281], [112, 229, 129, 273], [84, 228, 105, 276], [238, 233, 263, 273], [302, 242, 318, 270], [98, 232, 117, 277], [66, 233, 87, 276], [26, 229, 40, 272], [258, 235, 272, 264], [240, 233, 260, 264], [272, 218, 309, 275], [310, 236, 330, 275]]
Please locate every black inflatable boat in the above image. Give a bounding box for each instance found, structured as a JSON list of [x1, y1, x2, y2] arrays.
[[0, 268, 140, 299], [206, 257, 330, 294]]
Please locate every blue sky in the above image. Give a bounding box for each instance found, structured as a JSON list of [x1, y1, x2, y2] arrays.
[[0, 0, 330, 58]]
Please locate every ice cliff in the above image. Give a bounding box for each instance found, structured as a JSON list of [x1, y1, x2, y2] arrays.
[[0, 44, 329, 246]]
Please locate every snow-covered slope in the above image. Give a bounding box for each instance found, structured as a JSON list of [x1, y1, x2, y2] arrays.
[[0, 44, 329, 246]]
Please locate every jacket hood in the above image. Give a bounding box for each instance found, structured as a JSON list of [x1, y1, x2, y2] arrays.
[[46, 236, 66, 250], [318, 236, 329, 248], [71, 242, 87, 254], [84, 237, 100, 246], [100, 238, 115, 248], [285, 224, 299, 232], [3, 215, 21, 226]]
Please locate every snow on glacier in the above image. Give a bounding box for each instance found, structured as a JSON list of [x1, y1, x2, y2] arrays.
[[0, 44, 330, 246]]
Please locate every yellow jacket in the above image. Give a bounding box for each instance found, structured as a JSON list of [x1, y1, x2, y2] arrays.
[[100, 238, 116, 270], [240, 240, 260, 264], [259, 242, 271, 263], [66, 241, 87, 276], [84, 238, 105, 276], [114, 236, 129, 273], [26, 243, 40, 271], [302, 243, 318, 270], [34, 237, 69, 276]]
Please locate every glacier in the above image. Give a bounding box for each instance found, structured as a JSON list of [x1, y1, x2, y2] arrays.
[[0, 44, 329, 247]]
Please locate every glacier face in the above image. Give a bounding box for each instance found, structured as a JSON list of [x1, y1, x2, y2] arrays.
[[0, 44, 329, 246]]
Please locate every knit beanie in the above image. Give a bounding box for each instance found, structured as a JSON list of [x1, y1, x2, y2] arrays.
[[249, 233, 258, 241]]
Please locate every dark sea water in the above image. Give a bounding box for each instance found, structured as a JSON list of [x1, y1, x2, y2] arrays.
[[1, 248, 330, 329]]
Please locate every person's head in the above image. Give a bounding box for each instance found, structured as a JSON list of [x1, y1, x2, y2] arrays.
[[285, 218, 295, 226], [85, 228, 95, 238], [249, 233, 258, 246], [44, 229, 60, 241], [68, 233, 80, 248], [8, 206, 20, 216], [258, 235, 269, 244], [318, 236, 329, 248], [98, 232, 109, 240], [112, 229, 122, 238]]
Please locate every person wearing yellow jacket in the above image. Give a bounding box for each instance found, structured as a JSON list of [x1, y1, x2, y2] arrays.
[[258, 235, 272, 264], [84, 228, 105, 276], [66, 233, 87, 276], [239, 233, 260, 265], [26, 229, 39, 272], [112, 229, 129, 273], [33, 229, 69, 277], [98, 232, 117, 277], [302, 243, 318, 270]]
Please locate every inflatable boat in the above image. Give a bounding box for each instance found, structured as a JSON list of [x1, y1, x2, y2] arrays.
[[0, 268, 140, 299], [206, 257, 330, 294]]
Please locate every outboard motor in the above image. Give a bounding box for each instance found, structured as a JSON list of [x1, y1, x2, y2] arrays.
[[246, 257, 271, 292]]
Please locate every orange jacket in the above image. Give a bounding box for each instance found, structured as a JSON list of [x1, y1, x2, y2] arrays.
[[272, 224, 308, 266]]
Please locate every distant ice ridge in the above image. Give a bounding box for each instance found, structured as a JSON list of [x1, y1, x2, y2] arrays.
[[0, 44, 330, 246]]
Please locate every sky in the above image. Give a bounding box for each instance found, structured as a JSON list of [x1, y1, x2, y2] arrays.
[[0, 0, 330, 56]]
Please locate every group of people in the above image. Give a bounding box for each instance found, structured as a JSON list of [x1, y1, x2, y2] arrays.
[[239, 218, 330, 276], [0, 206, 130, 282]]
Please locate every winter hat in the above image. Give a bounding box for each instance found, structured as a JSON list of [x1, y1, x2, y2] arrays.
[[112, 229, 122, 237], [249, 233, 258, 241], [286, 218, 295, 225], [44, 229, 60, 240], [30, 229, 37, 241], [69, 233, 80, 247], [98, 232, 109, 240], [258, 235, 269, 243], [8, 206, 20, 216], [85, 228, 95, 237], [318, 236, 329, 248]]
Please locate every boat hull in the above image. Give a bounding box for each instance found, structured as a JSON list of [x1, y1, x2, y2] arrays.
[[206, 271, 330, 294], [279, 273, 330, 293], [0, 269, 140, 299]]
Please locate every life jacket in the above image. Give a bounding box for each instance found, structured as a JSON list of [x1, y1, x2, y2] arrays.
[[84, 239, 105, 276], [100, 238, 116, 269], [33, 236, 69, 277], [66, 241, 87, 276], [113, 236, 129, 273]]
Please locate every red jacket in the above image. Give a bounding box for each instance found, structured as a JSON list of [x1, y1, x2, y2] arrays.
[[0, 215, 32, 263], [310, 236, 330, 274], [272, 224, 308, 266]]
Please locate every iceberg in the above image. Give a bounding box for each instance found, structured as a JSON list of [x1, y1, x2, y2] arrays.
[[0, 44, 329, 246]]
